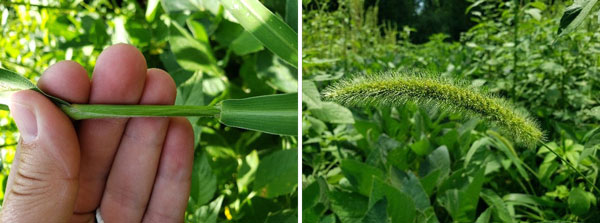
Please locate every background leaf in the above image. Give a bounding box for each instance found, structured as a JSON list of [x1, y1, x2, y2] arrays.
[[190, 151, 217, 207], [221, 0, 298, 67], [253, 149, 298, 198], [557, 0, 598, 36]]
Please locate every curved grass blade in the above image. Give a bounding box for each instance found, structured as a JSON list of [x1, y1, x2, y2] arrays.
[[221, 0, 298, 68], [220, 93, 298, 136]]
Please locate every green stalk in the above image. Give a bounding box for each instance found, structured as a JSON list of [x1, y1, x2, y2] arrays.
[[539, 141, 600, 195], [60, 104, 220, 120]]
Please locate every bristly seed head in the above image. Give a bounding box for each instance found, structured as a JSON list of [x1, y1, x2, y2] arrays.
[[322, 71, 544, 148]]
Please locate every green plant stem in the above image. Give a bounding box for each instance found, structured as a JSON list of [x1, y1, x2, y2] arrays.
[[540, 141, 600, 194], [512, 0, 520, 102], [60, 104, 221, 120]]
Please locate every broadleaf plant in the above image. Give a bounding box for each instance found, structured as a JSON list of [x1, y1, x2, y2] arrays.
[[0, 68, 297, 136]]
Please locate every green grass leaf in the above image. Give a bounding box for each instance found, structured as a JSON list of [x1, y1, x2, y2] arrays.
[[285, 0, 298, 31], [220, 93, 298, 136], [557, 0, 598, 36], [253, 149, 298, 198], [221, 0, 298, 67]]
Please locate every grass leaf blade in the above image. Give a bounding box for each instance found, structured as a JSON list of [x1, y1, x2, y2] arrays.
[[221, 0, 298, 68], [220, 93, 298, 136]]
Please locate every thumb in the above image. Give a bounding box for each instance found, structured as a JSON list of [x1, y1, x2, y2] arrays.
[[1, 90, 80, 222]]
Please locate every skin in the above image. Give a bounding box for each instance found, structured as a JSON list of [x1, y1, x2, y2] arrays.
[[0, 44, 194, 222]]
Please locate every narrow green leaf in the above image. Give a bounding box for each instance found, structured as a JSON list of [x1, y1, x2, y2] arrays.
[[220, 93, 297, 136], [253, 149, 298, 198], [221, 0, 298, 67], [557, 0, 598, 36], [285, 0, 298, 31]]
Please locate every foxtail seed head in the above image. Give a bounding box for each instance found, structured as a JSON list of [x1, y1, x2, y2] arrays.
[[322, 71, 543, 148]]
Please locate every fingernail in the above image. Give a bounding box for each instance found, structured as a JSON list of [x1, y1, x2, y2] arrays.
[[10, 102, 38, 142]]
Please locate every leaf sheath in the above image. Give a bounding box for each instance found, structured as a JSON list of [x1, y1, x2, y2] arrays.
[[61, 104, 220, 120]]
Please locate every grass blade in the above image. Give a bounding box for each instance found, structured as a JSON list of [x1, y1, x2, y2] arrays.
[[221, 0, 298, 68], [220, 93, 298, 136]]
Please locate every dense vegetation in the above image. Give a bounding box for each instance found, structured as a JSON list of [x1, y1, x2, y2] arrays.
[[0, 0, 298, 222], [302, 0, 600, 222]]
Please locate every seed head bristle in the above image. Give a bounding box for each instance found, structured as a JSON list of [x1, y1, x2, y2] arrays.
[[322, 71, 544, 147]]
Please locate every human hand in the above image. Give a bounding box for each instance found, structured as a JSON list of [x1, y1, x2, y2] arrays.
[[1, 44, 195, 222]]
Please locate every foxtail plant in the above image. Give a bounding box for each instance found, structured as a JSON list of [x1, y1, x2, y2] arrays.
[[0, 68, 297, 136], [322, 71, 543, 147]]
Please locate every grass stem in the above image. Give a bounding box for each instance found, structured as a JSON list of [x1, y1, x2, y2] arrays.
[[60, 104, 221, 120], [540, 141, 600, 194]]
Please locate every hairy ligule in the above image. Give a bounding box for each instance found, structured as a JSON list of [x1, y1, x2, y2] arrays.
[[322, 71, 543, 147]]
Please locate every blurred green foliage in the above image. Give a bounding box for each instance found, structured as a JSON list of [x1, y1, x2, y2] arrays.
[[303, 0, 600, 222], [0, 0, 298, 222]]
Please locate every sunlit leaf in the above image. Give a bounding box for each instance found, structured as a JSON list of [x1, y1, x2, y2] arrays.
[[221, 0, 298, 67]]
